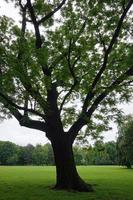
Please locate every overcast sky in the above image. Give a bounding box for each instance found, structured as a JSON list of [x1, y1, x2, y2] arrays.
[[0, 1, 133, 146]]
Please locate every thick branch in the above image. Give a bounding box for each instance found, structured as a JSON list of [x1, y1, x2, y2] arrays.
[[27, 0, 52, 78], [68, 117, 86, 144], [0, 94, 46, 132], [17, 2, 27, 59], [19, 118, 46, 131], [16, 2, 49, 110], [21, 9, 26, 34], [27, 0, 42, 48], [38, 0, 67, 25]]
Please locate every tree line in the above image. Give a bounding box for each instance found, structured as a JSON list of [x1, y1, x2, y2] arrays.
[[0, 136, 132, 168], [0, 140, 117, 166], [0, 142, 54, 166]]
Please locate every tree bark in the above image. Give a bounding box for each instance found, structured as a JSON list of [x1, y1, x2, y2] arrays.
[[51, 134, 93, 192]]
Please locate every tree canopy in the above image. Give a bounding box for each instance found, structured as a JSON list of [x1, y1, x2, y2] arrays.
[[0, 0, 133, 137]]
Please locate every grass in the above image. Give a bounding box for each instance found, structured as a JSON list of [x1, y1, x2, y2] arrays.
[[0, 166, 133, 200]]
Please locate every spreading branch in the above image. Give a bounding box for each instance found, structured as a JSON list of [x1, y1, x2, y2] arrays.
[[86, 67, 133, 117], [82, 0, 133, 113], [59, 40, 80, 113], [0, 95, 46, 132], [0, 92, 46, 119], [58, 20, 87, 112], [91, 0, 133, 90], [38, 0, 67, 25], [69, 66, 133, 143]]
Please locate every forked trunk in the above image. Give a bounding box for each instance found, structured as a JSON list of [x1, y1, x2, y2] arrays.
[[51, 135, 93, 192]]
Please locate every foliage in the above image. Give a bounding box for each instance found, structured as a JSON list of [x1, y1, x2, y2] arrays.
[[0, 141, 19, 165], [0, 0, 133, 139], [117, 115, 133, 168], [18, 144, 35, 165], [82, 141, 117, 165], [32, 143, 54, 165], [0, 141, 54, 165], [0, 140, 118, 166]]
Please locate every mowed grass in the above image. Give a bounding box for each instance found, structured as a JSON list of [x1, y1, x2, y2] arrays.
[[0, 166, 133, 200]]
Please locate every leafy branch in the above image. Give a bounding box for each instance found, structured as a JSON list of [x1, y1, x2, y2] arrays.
[[82, 0, 133, 113], [69, 66, 133, 143], [38, 0, 67, 25]]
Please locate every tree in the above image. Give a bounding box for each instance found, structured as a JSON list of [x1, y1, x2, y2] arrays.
[[0, 0, 133, 191], [80, 141, 118, 165], [73, 145, 86, 165], [0, 141, 19, 165], [117, 115, 133, 168], [32, 144, 49, 165], [32, 143, 54, 165], [45, 143, 54, 165], [104, 141, 117, 165], [18, 144, 34, 165]]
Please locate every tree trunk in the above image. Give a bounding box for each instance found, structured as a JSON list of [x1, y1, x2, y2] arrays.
[[51, 135, 93, 192], [126, 161, 132, 169]]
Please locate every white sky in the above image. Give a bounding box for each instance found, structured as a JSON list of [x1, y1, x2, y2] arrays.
[[0, 1, 133, 146]]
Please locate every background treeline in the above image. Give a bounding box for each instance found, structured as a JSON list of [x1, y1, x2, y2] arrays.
[[0, 142, 54, 165], [0, 140, 118, 166]]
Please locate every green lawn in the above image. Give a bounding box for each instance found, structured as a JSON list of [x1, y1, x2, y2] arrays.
[[0, 166, 133, 200]]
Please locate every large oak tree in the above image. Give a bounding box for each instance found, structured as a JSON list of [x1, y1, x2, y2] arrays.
[[0, 0, 133, 191]]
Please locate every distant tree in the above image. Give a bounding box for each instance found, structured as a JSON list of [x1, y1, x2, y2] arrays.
[[0, 141, 19, 165], [18, 144, 34, 165], [84, 141, 118, 165], [45, 143, 54, 165], [73, 146, 85, 165], [104, 141, 118, 165], [32, 144, 49, 165], [0, 0, 133, 191], [117, 115, 133, 168], [7, 153, 19, 165]]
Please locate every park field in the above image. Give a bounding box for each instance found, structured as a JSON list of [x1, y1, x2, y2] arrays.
[[0, 166, 133, 200]]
